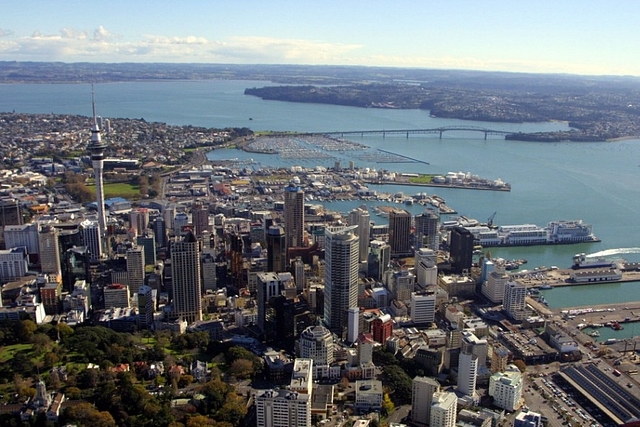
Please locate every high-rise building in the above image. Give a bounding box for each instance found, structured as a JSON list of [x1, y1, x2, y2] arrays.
[[104, 284, 130, 309], [481, 260, 509, 303], [171, 231, 203, 323], [129, 208, 150, 237], [87, 90, 107, 258], [410, 291, 436, 325], [136, 231, 156, 266], [138, 284, 155, 329], [79, 219, 102, 262], [201, 252, 217, 291], [389, 209, 412, 257], [347, 307, 360, 343], [488, 369, 524, 411], [348, 207, 370, 262], [371, 314, 393, 344], [153, 216, 167, 248], [126, 246, 145, 294], [429, 391, 457, 427], [191, 201, 210, 237], [461, 330, 488, 367], [391, 269, 415, 302], [415, 248, 438, 287], [284, 183, 305, 254], [415, 208, 440, 251], [267, 225, 286, 273], [491, 345, 511, 373], [255, 389, 311, 427], [257, 272, 292, 333], [3, 223, 39, 260], [0, 247, 28, 281], [457, 351, 478, 399], [38, 225, 61, 275], [449, 226, 474, 274], [503, 280, 528, 320], [324, 225, 359, 335], [411, 376, 440, 427], [367, 240, 390, 281], [0, 198, 22, 227], [297, 325, 334, 366]]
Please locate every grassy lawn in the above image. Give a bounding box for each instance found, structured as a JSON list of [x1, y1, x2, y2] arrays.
[[0, 343, 33, 363], [87, 182, 141, 199], [408, 174, 437, 184]]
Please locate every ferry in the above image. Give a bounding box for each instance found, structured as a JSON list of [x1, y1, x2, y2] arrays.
[[539, 284, 553, 290], [462, 219, 599, 247], [572, 253, 620, 269]]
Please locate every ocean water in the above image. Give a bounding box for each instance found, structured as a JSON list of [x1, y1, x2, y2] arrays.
[[2, 79, 640, 307]]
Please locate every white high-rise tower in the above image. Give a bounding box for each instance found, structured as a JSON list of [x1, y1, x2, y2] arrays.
[[87, 87, 107, 258]]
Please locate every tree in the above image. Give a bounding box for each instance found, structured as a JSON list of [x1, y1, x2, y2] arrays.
[[513, 359, 527, 373], [63, 402, 117, 427], [381, 365, 412, 405], [227, 359, 254, 380], [382, 392, 394, 416]]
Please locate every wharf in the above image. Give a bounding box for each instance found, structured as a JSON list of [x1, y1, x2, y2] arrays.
[[512, 268, 640, 288]]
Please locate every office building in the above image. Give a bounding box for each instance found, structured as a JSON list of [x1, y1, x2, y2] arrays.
[[461, 330, 488, 367], [354, 380, 383, 413], [129, 208, 150, 237], [0, 198, 22, 226], [388, 209, 412, 257], [298, 325, 334, 366], [153, 216, 167, 248], [255, 389, 311, 427], [191, 202, 210, 237], [79, 219, 102, 262], [410, 291, 436, 326], [201, 252, 217, 291], [488, 370, 524, 412], [0, 247, 28, 282], [267, 226, 286, 273], [138, 285, 155, 329], [411, 376, 440, 426], [503, 280, 528, 321], [61, 246, 90, 291], [430, 391, 457, 427], [170, 231, 203, 323], [457, 351, 478, 399], [136, 231, 156, 266], [104, 284, 130, 309], [415, 208, 440, 251], [257, 272, 293, 334], [347, 307, 360, 343], [348, 207, 370, 262], [449, 226, 474, 274], [367, 240, 390, 281], [514, 410, 543, 427], [284, 182, 304, 253], [38, 225, 61, 275], [324, 225, 359, 335], [371, 314, 393, 344], [391, 269, 415, 302], [3, 223, 39, 260], [481, 260, 509, 303], [126, 246, 145, 294]]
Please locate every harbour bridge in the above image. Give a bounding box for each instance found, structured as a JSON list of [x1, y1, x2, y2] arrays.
[[285, 125, 512, 140]]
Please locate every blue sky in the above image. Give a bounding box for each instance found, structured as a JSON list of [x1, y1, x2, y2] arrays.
[[1, 1, 638, 76]]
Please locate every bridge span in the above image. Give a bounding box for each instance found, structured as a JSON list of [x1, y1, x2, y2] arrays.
[[282, 126, 511, 140]]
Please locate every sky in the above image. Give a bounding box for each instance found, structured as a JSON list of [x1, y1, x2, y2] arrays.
[[1, 1, 639, 76]]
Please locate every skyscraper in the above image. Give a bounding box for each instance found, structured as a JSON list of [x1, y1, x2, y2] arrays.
[[367, 240, 390, 281], [284, 182, 304, 253], [266, 225, 286, 273], [481, 260, 509, 303], [457, 351, 478, 399], [38, 225, 61, 275], [324, 225, 359, 335], [415, 208, 440, 251], [79, 219, 101, 263], [171, 231, 203, 323], [449, 226, 474, 274], [430, 391, 458, 427], [503, 280, 528, 320], [389, 208, 412, 257], [411, 376, 440, 426], [87, 89, 107, 258], [191, 201, 210, 237], [348, 207, 370, 262], [126, 246, 145, 294]]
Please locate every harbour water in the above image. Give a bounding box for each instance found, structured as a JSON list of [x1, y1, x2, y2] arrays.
[[2, 80, 640, 308]]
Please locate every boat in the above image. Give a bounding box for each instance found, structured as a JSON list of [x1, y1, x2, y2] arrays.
[[588, 330, 600, 337], [463, 220, 599, 247], [611, 321, 623, 331], [572, 252, 619, 269], [539, 284, 553, 290]]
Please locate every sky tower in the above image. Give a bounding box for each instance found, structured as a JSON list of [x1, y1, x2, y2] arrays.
[[87, 87, 107, 257]]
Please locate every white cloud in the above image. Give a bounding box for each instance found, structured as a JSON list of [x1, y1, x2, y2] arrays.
[[0, 29, 14, 38]]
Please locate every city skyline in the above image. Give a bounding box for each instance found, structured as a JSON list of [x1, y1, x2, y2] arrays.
[[1, 1, 639, 76]]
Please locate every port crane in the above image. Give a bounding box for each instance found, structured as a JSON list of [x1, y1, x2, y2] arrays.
[[487, 211, 497, 228]]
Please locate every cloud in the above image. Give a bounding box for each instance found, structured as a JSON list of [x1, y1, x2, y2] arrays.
[[0, 29, 14, 38]]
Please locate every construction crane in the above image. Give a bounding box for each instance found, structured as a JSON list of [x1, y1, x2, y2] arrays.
[[487, 211, 497, 228]]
